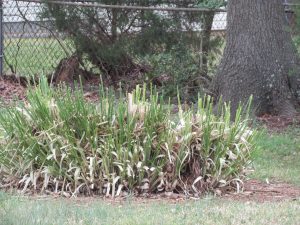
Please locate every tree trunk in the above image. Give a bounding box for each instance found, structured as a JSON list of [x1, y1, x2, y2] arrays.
[[213, 0, 300, 117]]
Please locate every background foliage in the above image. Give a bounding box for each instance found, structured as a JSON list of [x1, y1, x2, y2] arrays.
[[41, 0, 225, 98]]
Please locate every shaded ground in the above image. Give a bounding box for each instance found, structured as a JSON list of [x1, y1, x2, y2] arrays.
[[257, 114, 300, 131], [0, 75, 101, 104], [0, 76, 27, 105]]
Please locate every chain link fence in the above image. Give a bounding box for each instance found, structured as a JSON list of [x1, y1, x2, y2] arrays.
[[3, 0, 73, 77], [2, 0, 227, 83], [2, 1, 299, 79]]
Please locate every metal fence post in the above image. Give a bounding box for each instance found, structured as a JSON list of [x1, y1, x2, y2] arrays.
[[0, 0, 3, 76]]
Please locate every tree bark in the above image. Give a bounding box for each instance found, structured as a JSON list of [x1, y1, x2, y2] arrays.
[[213, 0, 300, 117]]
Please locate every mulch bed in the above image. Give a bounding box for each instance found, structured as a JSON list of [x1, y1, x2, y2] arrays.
[[0, 75, 102, 104], [0, 76, 27, 105]]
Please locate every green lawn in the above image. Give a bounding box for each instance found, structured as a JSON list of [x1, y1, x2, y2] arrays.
[[0, 193, 299, 225], [251, 128, 300, 186], [1, 129, 300, 225], [4, 38, 73, 76]]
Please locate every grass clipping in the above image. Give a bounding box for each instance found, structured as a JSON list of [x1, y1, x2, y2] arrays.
[[0, 79, 256, 197]]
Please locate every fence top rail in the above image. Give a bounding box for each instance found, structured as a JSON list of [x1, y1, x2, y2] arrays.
[[12, 0, 300, 13], [14, 0, 227, 12]]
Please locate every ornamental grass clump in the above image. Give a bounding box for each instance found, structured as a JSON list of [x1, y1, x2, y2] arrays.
[[0, 78, 256, 197]]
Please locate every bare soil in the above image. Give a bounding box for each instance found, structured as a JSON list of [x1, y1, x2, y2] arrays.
[[257, 114, 300, 131], [102, 180, 300, 204], [223, 180, 300, 202], [0, 75, 102, 104], [0, 76, 27, 105]]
